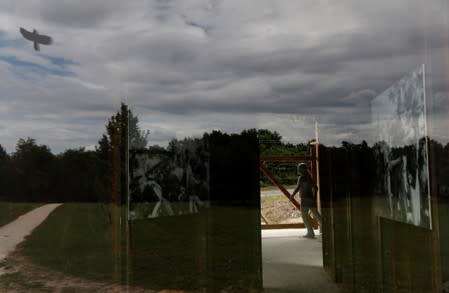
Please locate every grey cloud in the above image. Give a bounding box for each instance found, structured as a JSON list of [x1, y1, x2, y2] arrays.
[[38, 1, 128, 28], [343, 89, 377, 106], [147, 128, 178, 145], [2, 0, 449, 152], [73, 102, 118, 113], [88, 1, 445, 118], [153, 0, 175, 22], [2, 1, 123, 29]]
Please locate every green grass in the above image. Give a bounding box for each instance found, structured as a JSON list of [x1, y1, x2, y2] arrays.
[[19, 203, 120, 282], [0, 202, 42, 227], [16, 203, 262, 291]]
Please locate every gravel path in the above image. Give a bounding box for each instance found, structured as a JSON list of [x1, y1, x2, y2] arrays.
[[260, 188, 294, 197], [0, 203, 62, 265]]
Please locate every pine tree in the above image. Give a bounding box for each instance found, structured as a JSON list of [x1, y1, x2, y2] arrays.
[[97, 102, 149, 204]]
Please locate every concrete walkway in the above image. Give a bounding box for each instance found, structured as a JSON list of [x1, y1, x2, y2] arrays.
[[262, 228, 340, 292], [0, 203, 62, 263]]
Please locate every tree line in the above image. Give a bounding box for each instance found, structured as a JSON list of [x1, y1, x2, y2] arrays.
[[0, 103, 147, 203], [4, 102, 446, 203], [0, 100, 313, 202]]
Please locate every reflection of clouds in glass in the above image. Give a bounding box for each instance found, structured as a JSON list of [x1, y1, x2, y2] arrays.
[[137, 112, 321, 146], [372, 66, 426, 147], [255, 114, 318, 144], [426, 91, 449, 143], [138, 110, 381, 148], [370, 66, 431, 229]]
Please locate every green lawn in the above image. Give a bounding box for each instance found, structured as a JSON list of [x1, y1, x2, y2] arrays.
[[19, 203, 120, 282], [14, 203, 262, 291], [0, 202, 42, 227]]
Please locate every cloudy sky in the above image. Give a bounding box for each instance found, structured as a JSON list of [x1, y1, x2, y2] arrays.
[[0, 0, 448, 153]]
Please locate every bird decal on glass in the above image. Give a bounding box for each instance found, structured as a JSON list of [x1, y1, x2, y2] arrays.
[[19, 27, 52, 51]]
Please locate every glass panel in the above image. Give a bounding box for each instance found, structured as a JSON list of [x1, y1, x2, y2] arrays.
[[1, 1, 449, 292]]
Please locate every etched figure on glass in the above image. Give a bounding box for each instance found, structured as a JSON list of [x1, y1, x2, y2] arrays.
[[371, 65, 431, 229], [129, 137, 209, 220]]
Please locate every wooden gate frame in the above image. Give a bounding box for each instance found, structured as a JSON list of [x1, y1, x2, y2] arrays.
[[260, 146, 319, 229]]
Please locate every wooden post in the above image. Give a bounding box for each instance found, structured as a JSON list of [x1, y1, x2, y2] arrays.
[[311, 142, 321, 214], [110, 125, 121, 284]]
